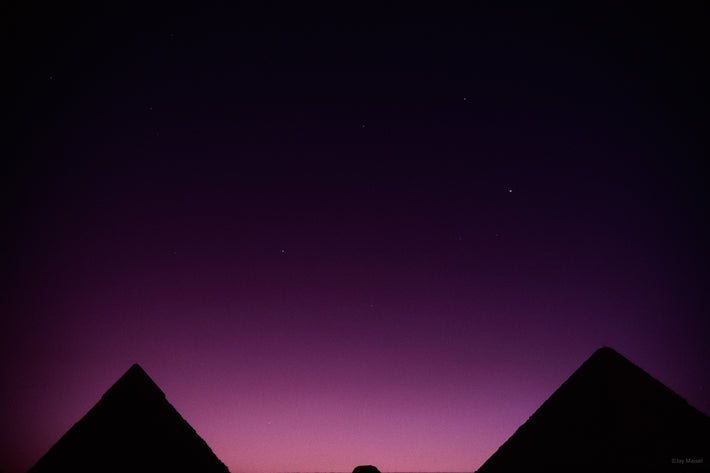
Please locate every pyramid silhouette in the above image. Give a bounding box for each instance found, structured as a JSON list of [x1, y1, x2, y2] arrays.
[[476, 347, 710, 472], [28, 364, 230, 473]]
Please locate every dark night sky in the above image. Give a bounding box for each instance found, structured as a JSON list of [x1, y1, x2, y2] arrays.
[[2, 3, 708, 473]]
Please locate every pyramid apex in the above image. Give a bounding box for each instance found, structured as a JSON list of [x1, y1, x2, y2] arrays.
[[595, 345, 616, 352], [127, 363, 147, 374], [121, 362, 153, 380], [592, 346, 621, 356], [585, 346, 630, 366], [101, 363, 165, 402]]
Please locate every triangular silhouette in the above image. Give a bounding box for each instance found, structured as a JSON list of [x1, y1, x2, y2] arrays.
[[476, 347, 710, 472], [28, 364, 230, 473]]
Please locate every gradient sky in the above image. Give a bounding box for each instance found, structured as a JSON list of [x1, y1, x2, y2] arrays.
[[2, 3, 708, 473]]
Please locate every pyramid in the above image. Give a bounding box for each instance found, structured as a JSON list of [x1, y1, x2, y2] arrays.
[[476, 347, 710, 472], [28, 364, 230, 473]]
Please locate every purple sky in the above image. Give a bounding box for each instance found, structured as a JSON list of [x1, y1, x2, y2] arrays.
[[2, 4, 708, 473]]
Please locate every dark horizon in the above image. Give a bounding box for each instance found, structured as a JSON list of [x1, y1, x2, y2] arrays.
[[3, 3, 708, 473]]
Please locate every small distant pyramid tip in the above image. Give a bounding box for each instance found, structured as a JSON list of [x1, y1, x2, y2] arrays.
[[352, 465, 381, 473]]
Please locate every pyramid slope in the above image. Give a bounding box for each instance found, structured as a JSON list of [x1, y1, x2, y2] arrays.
[[28, 364, 230, 473], [476, 347, 710, 472]]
